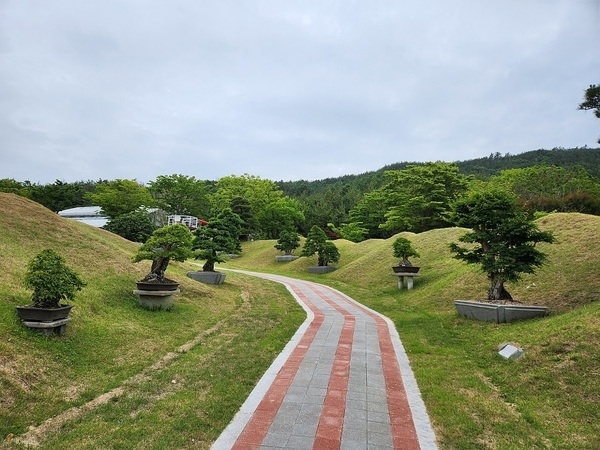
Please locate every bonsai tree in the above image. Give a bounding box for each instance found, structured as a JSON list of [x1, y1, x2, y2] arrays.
[[301, 225, 340, 266], [192, 208, 243, 272], [274, 229, 301, 255], [449, 188, 554, 301], [392, 236, 420, 267], [24, 249, 86, 308], [133, 223, 194, 283]]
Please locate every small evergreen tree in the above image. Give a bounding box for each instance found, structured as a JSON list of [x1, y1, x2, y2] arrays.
[[274, 229, 301, 255], [193, 209, 243, 272], [301, 225, 340, 266], [392, 237, 420, 267], [449, 188, 554, 301]]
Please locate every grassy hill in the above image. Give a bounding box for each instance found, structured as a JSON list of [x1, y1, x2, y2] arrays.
[[1, 192, 599, 449]]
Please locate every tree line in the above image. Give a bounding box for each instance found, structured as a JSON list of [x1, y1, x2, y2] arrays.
[[1, 147, 600, 243]]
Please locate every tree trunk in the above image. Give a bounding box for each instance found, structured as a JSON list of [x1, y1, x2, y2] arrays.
[[203, 251, 216, 272], [143, 257, 170, 282], [488, 276, 513, 301]]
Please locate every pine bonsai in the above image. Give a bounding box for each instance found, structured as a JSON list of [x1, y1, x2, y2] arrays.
[[301, 225, 340, 266], [449, 188, 554, 301], [133, 223, 194, 283], [274, 229, 301, 255], [392, 237, 420, 267], [192, 209, 243, 272]]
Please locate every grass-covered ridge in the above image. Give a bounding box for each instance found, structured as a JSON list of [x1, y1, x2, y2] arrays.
[[1, 192, 599, 449]]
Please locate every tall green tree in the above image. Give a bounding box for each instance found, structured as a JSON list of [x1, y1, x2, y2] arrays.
[[348, 189, 393, 239], [380, 162, 471, 233], [86, 179, 155, 219], [147, 174, 211, 218], [29, 180, 96, 212], [209, 174, 284, 215], [103, 209, 157, 242], [255, 197, 305, 239], [449, 188, 554, 301], [230, 196, 258, 240], [579, 84, 600, 143]]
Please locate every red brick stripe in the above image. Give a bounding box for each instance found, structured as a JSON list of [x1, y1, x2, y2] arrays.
[[231, 284, 324, 450], [313, 310, 355, 450], [330, 287, 421, 449]]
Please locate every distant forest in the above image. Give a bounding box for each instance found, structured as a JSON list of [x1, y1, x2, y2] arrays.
[[277, 147, 600, 195], [2, 146, 599, 240], [276, 147, 600, 233]]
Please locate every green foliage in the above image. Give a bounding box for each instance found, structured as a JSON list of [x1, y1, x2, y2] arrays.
[[29, 179, 96, 213], [87, 179, 155, 219], [255, 197, 305, 239], [103, 209, 157, 242], [23, 249, 86, 307], [488, 165, 600, 215], [133, 224, 194, 281], [449, 188, 554, 300], [380, 162, 471, 233], [231, 196, 258, 239], [327, 221, 368, 242], [210, 174, 283, 214], [301, 225, 340, 266], [294, 184, 364, 234], [348, 189, 393, 238], [579, 84, 600, 143], [274, 229, 301, 255], [319, 241, 341, 266], [193, 208, 243, 272], [392, 237, 420, 265], [147, 174, 211, 218]]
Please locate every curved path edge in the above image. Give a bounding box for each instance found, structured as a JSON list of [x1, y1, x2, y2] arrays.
[[211, 270, 437, 450]]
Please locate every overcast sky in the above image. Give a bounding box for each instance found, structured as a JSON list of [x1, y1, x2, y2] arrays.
[[1, 1, 599, 185]]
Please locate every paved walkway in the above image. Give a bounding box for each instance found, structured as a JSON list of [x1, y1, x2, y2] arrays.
[[211, 271, 437, 450]]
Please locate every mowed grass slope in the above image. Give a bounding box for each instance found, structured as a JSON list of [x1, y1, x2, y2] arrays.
[[0, 194, 305, 449], [227, 213, 600, 449], [1, 191, 599, 449]]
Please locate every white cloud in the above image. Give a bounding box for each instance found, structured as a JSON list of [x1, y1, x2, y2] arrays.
[[0, 0, 598, 184]]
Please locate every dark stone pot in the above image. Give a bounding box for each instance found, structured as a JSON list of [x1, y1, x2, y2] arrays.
[[392, 265, 420, 274], [16, 304, 73, 322], [136, 281, 180, 291]]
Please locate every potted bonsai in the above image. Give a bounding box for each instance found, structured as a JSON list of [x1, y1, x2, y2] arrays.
[[17, 249, 86, 332], [188, 208, 243, 285], [391, 236, 420, 274], [301, 225, 340, 274], [449, 188, 554, 323], [133, 224, 194, 310], [274, 229, 300, 262]]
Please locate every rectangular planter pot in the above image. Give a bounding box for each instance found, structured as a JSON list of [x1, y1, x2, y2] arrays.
[[455, 300, 549, 323], [187, 271, 226, 285], [275, 255, 299, 262]]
